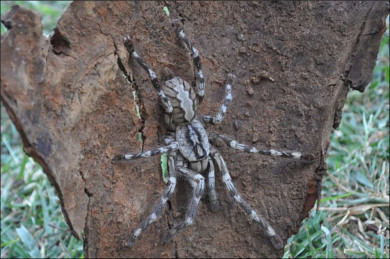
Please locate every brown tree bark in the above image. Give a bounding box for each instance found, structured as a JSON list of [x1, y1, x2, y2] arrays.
[[1, 1, 387, 258]]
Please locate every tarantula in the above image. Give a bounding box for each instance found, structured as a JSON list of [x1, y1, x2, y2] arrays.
[[112, 25, 314, 250]]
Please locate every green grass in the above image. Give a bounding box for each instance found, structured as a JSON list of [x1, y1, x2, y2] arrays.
[[1, 1, 389, 258]]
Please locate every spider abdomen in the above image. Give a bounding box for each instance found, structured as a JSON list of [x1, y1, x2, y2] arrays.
[[162, 77, 198, 127], [176, 119, 210, 162]]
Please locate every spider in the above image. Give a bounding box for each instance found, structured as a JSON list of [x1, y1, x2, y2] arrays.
[[112, 24, 314, 250]]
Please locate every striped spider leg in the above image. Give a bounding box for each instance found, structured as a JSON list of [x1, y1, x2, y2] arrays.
[[210, 146, 285, 250], [124, 149, 178, 248], [111, 137, 179, 162], [176, 23, 206, 104], [161, 160, 206, 244], [123, 36, 173, 115], [202, 74, 235, 125], [113, 137, 178, 247], [209, 133, 315, 162], [206, 158, 219, 212]]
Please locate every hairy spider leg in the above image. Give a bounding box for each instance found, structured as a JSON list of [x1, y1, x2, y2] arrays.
[[210, 146, 284, 250], [126, 152, 177, 248], [123, 36, 173, 114], [177, 27, 205, 104], [202, 74, 235, 125], [161, 167, 205, 244], [210, 133, 315, 162], [111, 141, 179, 163], [207, 159, 219, 212]]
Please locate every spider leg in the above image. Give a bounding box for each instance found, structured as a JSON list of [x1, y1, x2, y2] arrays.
[[209, 133, 315, 162], [202, 74, 235, 125], [111, 141, 179, 163], [210, 146, 284, 249], [161, 167, 205, 244], [125, 151, 177, 248], [123, 36, 173, 114], [176, 26, 205, 104], [207, 158, 219, 212]]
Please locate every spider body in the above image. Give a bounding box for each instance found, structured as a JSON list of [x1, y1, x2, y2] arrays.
[[112, 25, 314, 250]]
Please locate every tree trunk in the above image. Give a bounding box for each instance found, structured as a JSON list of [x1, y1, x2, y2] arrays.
[[1, 1, 387, 258]]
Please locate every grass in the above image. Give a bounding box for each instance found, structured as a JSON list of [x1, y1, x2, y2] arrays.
[[1, 1, 389, 258]]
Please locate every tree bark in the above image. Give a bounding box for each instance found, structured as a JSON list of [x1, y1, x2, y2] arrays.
[[1, 1, 387, 258]]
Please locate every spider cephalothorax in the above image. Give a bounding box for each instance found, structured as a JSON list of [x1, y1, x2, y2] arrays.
[[112, 24, 314, 250]]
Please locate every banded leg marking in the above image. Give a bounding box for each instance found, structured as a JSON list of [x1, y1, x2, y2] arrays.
[[210, 133, 315, 162], [161, 167, 205, 244], [123, 36, 173, 114], [207, 159, 219, 212], [202, 74, 235, 125], [210, 147, 284, 249], [126, 153, 177, 248], [111, 142, 179, 163], [177, 27, 205, 102]]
